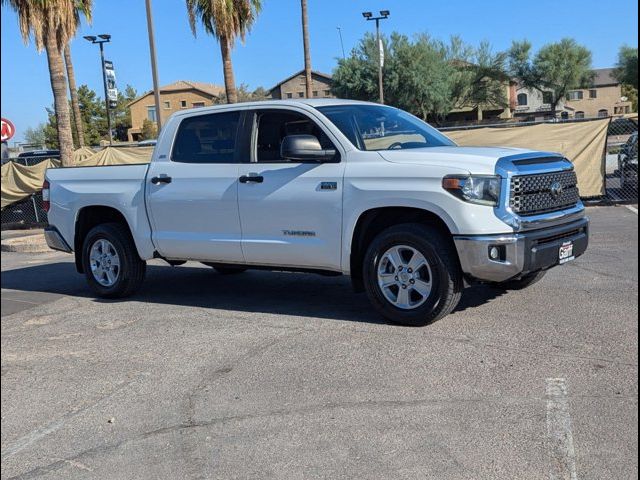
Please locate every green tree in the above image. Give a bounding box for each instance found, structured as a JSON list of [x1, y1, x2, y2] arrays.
[[3, 0, 93, 165], [140, 118, 158, 140], [449, 39, 509, 121], [186, 0, 262, 104], [76, 84, 108, 145], [214, 83, 269, 103], [508, 38, 593, 115], [614, 46, 638, 90], [113, 85, 137, 141], [332, 33, 508, 122], [23, 123, 47, 146], [622, 84, 638, 112]]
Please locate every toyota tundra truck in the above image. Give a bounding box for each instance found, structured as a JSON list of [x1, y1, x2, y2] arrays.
[[43, 100, 589, 325]]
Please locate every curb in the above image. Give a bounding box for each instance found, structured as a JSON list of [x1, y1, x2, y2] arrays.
[[1, 233, 52, 253]]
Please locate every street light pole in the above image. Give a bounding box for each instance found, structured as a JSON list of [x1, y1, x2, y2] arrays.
[[84, 35, 113, 145], [362, 10, 389, 104], [145, 0, 162, 132]]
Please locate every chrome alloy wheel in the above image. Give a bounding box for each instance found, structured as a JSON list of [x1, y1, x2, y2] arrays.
[[377, 245, 433, 310], [89, 239, 121, 287]]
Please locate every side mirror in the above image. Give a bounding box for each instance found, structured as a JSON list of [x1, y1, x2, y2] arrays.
[[281, 134, 337, 162]]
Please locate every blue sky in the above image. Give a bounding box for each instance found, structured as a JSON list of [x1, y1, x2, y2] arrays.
[[2, 0, 638, 143]]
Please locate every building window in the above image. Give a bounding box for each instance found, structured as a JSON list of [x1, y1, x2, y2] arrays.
[[589, 89, 597, 99], [192, 102, 205, 108], [517, 93, 528, 106], [180, 100, 187, 108], [626, 106, 631, 114], [286, 92, 293, 99], [313, 91, 318, 97], [574, 111, 585, 119], [567, 91, 583, 101], [324, 90, 331, 96], [298, 92, 304, 98], [614, 106, 623, 115], [542, 91, 553, 105], [597, 109, 608, 118], [147, 106, 157, 122], [163, 101, 171, 109]]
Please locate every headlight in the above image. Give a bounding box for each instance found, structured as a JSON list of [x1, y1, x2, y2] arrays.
[[442, 175, 501, 206]]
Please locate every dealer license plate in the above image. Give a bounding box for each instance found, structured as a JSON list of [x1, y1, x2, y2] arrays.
[[559, 241, 575, 264]]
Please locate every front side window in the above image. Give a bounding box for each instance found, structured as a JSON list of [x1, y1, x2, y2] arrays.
[[517, 93, 528, 106], [171, 111, 240, 164], [316, 104, 456, 151], [253, 109, 335, 162], [147, 106, 157, 122]]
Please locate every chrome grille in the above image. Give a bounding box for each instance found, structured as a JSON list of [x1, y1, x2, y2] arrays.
[[510, 170, 579, 216]]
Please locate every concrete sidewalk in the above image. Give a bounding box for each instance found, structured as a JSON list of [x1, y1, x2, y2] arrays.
[[1, 229, 49, 253]]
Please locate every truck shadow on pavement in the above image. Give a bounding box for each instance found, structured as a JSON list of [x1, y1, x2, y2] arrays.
[[2, 261, 507, 324]]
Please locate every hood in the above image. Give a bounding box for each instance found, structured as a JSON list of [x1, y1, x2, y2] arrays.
[[377, 146, 547, 175]]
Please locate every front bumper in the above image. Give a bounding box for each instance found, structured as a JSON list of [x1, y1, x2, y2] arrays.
[[44, 226, 72, 253], [454, 217, 589, 283]]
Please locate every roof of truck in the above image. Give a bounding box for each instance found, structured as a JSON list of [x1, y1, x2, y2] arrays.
[[169, 98, 380, 119]]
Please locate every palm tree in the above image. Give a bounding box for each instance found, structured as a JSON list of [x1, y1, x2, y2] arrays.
[[186, 0, 261, 104], [3, 0, 92, 166], [300, 0, 313, 98], [64, 44, 85, 147]]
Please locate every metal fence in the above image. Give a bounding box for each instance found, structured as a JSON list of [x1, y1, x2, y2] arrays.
[[603, 118, 638, 203], [1, 192, 48, 229]]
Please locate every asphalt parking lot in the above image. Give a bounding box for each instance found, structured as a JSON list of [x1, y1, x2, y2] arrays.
[[1, 205, 637, 480]]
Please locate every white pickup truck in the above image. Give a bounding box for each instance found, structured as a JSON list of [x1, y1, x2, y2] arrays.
[[44, 100, 589, 325]]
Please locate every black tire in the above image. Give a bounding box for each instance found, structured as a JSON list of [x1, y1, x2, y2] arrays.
[[363, 223, 463, 326], [500, 270, 546, 290], [82, 223, 146, 298], [202, 263, 248, 275]]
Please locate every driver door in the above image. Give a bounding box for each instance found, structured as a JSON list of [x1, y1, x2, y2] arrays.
[[237, 108, 346, 271]]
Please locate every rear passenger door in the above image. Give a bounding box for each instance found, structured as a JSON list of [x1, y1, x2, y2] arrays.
[[146, 109, 247, 262], [237, 108, 346, 271]]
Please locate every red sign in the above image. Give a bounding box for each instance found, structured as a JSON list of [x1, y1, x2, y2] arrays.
[[1, 118, 15, 142]]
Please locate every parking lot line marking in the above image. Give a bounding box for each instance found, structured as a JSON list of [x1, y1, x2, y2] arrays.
[[546, 378, 579, 480], [625, 205, 638, 214]]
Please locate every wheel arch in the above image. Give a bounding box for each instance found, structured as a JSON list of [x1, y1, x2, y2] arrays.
[[74, 205, 138, 273], [348, 206, 458, 292]]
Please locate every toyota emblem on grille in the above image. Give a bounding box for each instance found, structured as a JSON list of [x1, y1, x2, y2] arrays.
[[550, 181, 564, 199]]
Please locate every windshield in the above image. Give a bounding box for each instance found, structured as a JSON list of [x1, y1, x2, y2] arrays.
[[316, 104, 456, 151]]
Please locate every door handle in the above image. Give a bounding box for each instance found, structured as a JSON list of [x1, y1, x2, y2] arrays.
[[151, 175, 172, 185], [239, 175, 264, 184]]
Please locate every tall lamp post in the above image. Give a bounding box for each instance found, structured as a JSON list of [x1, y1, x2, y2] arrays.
[[362, 10, 389, 104], [145, 0, 162, 132], [84, 34, 113, 145]]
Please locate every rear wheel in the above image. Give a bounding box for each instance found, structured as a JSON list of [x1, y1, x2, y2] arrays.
[[363, 223, 463, 326], [82, 223, 146, 298], [500, 270, 546, 290]]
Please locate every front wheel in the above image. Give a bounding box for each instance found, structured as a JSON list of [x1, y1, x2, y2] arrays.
[[82, 223, 146, 298], [363, 224, 463, 326]]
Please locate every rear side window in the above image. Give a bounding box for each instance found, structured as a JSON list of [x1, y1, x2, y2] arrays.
[[171, 111, 240, 163]]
